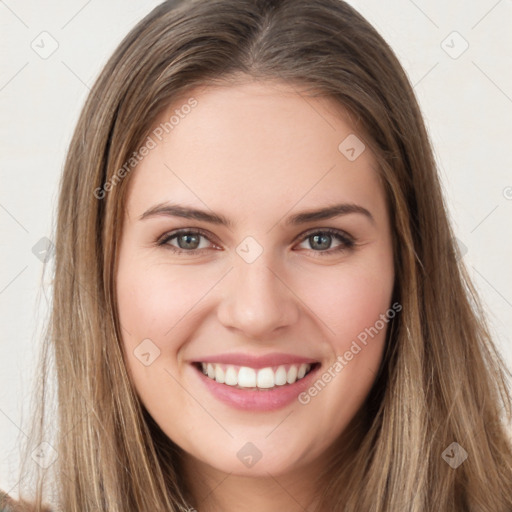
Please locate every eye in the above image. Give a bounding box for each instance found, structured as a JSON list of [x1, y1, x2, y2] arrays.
[[156, 228, 356, 256], [157, 228, 216, 254], [294, 228, 355, 256]]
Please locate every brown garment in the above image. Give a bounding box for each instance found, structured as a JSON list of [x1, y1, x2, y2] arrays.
[[0, 491, 52, 512]]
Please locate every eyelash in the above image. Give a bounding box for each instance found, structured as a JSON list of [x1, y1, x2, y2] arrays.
[[156, 227, 356, 257]]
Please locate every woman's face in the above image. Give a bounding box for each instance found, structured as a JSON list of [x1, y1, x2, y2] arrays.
[[116, 80, 395, 479]]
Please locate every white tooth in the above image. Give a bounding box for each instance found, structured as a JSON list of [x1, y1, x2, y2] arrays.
[[274, 365, 287, 385], [224, 366, 238, 386], [297, 363, 308, 379], [238, 366, 256, 388], [202, 362, 313, 388], [286, 365, 298, 384], [215, 365, 225, 384], [257, 367, 275, 388]]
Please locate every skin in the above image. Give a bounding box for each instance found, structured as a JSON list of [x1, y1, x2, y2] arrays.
[[116, 80, 395, 512]]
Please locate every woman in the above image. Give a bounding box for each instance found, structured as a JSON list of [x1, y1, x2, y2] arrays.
[[2, 0, 511, 510]]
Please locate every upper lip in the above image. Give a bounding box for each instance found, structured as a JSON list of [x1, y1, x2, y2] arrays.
[[192, 352, 320, 369]]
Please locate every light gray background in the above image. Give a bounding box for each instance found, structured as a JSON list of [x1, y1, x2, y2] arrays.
[[1, 0, 511, 498]]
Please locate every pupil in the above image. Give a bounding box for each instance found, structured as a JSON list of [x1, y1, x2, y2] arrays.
[[180, 234, 199, 249], [311, 234, 331, 250]]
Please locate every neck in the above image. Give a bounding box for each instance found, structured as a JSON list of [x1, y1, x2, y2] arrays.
[[179, 407, 368, 512], [181, 454, 325, 512]]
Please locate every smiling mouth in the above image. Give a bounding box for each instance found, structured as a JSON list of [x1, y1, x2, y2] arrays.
[[193, 362, 320, 390]]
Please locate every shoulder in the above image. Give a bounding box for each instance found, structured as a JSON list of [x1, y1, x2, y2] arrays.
[[0, 491, 52, 512]]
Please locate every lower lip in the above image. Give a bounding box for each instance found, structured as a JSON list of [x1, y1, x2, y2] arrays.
[[191, 363, 321, 411]]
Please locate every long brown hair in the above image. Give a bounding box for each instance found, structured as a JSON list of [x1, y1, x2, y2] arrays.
[[6, 0, 512, 510]]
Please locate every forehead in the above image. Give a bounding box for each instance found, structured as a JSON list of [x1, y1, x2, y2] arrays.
[[124, 81, 387, 224]]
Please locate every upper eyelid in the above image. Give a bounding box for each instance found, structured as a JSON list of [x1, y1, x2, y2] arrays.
[[159, 227, 219, 246], [292, 226, 354, 242]]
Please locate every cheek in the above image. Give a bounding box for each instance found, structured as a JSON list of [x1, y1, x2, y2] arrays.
[[297, 260, 394, 353], [294, 267, 394, 434], [116, 260, 212, 349], [329, 280, 391, 347], [115, 259, 208, 411]]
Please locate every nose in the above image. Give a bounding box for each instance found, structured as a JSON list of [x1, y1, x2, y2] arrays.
[[216, 253, 300, 340]]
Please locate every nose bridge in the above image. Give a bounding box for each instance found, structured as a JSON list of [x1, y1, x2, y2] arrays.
[[216, 244, 299, 338]]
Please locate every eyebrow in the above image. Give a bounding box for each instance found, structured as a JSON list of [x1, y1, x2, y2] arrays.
[[139, 202, 375, 227]]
